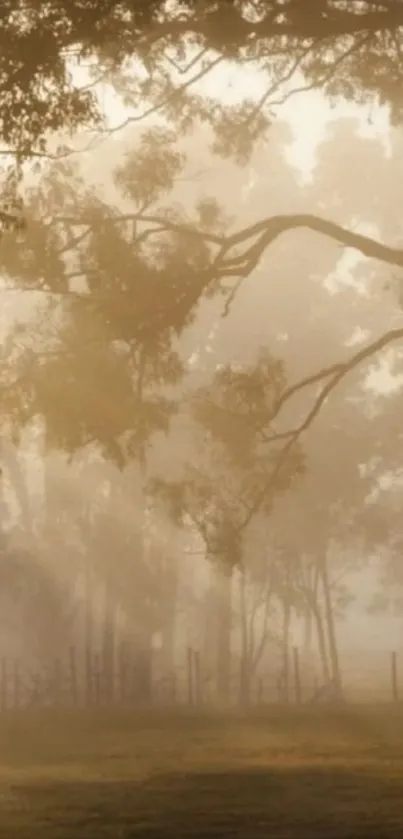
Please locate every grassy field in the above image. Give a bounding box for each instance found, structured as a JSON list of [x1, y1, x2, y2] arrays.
[[0, 705, 403, 837]]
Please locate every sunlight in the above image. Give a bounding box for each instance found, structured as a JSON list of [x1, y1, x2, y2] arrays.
[[365, 353, 403, 395], [282, 88, 390, 179], [4, 19, 403, 814], [325, 222, 380, 295], [71, 56, 390, 179]]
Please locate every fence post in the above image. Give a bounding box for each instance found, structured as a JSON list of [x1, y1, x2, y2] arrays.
[[0, 657, 6, 711], [391, 651, 399, 702], [53, 658, 62, 706], [194, 650, 201, 705], [94, 653, 101, 705], [187, 647, 194, 706], [118, 642, 127, 705], [293, 646, 302, 705], [85, 647, 93, 706], [69, 646, 78, 706], [13, 659, 20, 709], [257, 677, 264, 705], [171, 671, 177, 705]]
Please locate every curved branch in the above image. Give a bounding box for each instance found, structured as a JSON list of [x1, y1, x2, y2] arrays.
[[239, 326, 403, 533], [53, 210, 403, 274], [218, 214, 403, 275], [80, 54, 224, 149], [267, 326, 403, 432]]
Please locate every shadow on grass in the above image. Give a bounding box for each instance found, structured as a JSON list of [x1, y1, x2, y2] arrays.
[[2, 765, 403, 839]]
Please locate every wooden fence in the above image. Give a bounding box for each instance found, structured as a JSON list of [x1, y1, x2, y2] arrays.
[[0, 646, 401, 711]]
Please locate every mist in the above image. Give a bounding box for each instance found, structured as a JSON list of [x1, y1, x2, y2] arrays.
[[1, 4, 403, 836]]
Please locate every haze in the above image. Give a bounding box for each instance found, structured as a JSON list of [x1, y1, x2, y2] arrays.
[[1, 6, 403, 834]]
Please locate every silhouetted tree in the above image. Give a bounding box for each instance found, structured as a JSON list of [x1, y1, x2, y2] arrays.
[[151, 349, 304, 702], [2, 1, 403, 161]]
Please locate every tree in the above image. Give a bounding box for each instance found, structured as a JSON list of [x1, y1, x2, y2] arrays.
[[2, 17, 403, 708], [2, 10, 403, 435], [2, 1, 403, 161], [2, 1, 403, 266], [0, 114, 397, 658], [0, 137, 205, 460], [151, 349, 304, 703]]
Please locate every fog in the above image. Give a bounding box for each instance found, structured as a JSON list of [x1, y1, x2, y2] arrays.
[[1, 23, 403, 716], [7, 6, 403, 838]]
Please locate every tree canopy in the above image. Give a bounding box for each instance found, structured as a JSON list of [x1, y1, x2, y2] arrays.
[[1, 1, 403, 318], [3, 1, 403, 158], [0, 7, 401, 484]]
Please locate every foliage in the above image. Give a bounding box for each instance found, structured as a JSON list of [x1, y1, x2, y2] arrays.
[[150, 350, 305, 570], [191, 352, 287, 466], [0, 138, 219, 462], [2, 2, 403, 160], [114, 127, 186, 207]]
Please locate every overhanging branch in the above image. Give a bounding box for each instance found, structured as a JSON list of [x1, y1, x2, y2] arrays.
[[217, 214, 403, 276], [238, 325, 403, 533], [52, 210, 403, 276], [266, 326, 403, 434]]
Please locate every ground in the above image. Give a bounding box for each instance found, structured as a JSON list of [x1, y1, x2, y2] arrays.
[[0, 705, 402, 837]]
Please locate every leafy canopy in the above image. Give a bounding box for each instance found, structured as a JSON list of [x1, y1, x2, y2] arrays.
[[2, 1, 403, 163]]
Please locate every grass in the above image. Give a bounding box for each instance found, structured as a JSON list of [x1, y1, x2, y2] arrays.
[[0, 705, 403, 837]]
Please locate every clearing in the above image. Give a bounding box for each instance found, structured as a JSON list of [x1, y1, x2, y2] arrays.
[[0, 706, 402, 837]]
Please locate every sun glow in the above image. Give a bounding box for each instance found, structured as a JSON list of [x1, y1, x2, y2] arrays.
[[71, 56, 391, 180]]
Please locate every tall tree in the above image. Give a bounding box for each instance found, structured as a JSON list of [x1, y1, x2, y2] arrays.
[[2, 13, 403, 707], [151, 349, 304, 703]]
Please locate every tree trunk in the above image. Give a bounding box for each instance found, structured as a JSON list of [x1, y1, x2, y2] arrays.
[[102, 580, 118, 704], [239, 568, 251, 707], [215, 561, 232, 705], [201, 578, 216, 694], [131, 632, 153, 704], [320, 554, 342, 692], [281, 598, 291, 704], [128, 446, 154, 705], [160, 601, 176, 675], [160, 552, 179, 674], [84, 553, 95, 705], [303, 602, 313, 654], [2, 442, 32, 535], [313, 603, 331, 685]]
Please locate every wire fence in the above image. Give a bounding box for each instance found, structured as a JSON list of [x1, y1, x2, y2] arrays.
[[0, 646, 401, 712]]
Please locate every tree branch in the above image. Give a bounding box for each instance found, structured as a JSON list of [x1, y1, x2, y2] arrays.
[[237, 326, 403, 534], [80, 54, 224, 148], [147, 4, 403, 43], [265, 325, 403, 440], [52, 210, 403, 276], [217, 214, 403, 276], [52, 212, 223, 245]]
